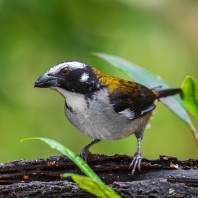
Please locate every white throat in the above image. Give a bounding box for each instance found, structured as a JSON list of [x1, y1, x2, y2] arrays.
[[54, 87, 86, 112]]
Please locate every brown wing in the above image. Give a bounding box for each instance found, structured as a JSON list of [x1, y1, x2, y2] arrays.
[[109, 82, 158, 120]]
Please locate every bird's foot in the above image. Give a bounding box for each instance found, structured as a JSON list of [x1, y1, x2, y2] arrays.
[[79, 139, 100, 162], [129, 150, 142, 176], [79, 146, 90, 162]]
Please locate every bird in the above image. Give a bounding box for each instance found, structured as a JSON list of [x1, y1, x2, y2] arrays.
[[34, 60, 181, 175]]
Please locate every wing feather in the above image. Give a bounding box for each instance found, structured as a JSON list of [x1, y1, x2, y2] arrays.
[[109, 82, 157, 119]]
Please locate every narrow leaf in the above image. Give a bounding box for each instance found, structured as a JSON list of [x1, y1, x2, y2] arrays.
[[94, 53, 198, 144], [64, 173, 121, 198], [181, 76, 198, 119], [21, 137, 102, 184]]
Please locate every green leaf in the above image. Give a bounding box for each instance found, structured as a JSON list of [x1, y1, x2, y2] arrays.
[[181, 76, 198, 119], [94, 53, 198, 144], [64, 173, 121, 198], [20, 137, 102, 184], [21, 138, 121, 198]]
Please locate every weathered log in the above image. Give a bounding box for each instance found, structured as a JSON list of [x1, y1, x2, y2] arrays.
[[0, 154, 197, 197]]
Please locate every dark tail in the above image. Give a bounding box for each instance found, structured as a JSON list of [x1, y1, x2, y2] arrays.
[[153, 88, 181, 98]]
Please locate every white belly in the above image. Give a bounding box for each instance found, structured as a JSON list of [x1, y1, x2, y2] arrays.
[[64, 89, 151, 140]]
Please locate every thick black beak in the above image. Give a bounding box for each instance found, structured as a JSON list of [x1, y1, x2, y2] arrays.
[[34, 72, 59, 88]]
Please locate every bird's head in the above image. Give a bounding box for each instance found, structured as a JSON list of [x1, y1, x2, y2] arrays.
[[34, 61, 101, 97]]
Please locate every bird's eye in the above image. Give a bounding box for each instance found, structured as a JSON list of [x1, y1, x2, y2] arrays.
[[61, 68, 69, 75]]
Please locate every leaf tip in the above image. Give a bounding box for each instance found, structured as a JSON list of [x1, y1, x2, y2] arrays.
[[63, 173, 73, 178], [20, 137, 39, 143]]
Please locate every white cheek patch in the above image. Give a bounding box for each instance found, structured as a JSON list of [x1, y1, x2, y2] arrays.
[[80, 72, 89, 82]]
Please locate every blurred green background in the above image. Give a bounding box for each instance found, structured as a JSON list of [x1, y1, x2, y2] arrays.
[[0, 0, 198, 163]]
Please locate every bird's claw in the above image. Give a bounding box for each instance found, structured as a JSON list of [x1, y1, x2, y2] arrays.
[[79, 146, 89, 162], [129, 151, 142, 175]]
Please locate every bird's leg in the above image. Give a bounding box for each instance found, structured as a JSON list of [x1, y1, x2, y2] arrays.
[[80, 139, 100, 162], [129, 130, 143, 175]]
